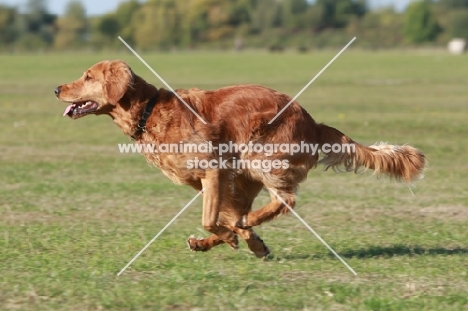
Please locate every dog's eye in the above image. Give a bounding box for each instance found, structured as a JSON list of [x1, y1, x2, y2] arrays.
[[85, 74, 92, 81]]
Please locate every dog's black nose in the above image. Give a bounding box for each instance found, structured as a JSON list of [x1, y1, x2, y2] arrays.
[[54, 86, 61, 96]]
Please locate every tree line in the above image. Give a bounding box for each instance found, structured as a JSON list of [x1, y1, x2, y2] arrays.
[[1, 0, 468, 51]]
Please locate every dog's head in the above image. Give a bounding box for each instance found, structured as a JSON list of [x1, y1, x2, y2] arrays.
[[55, 60, 133, 119]]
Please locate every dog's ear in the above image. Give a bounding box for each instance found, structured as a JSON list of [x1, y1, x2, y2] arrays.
[[103, 60, 134, 105]]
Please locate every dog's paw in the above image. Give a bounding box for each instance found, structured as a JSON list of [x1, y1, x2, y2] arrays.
[[235, 214, 251, 229], [257, 246, 271, 259], [245, 233, 271, 258], [226, 235, 239, 251], [187, 235, 205, 252]]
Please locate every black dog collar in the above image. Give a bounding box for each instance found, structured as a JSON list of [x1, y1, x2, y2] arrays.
[[131, 95, 158, 141]]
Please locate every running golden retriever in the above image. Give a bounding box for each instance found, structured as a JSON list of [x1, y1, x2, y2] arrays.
[[55, 60, 425, 258]]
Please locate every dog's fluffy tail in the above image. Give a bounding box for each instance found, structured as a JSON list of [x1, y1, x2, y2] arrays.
[[317, 124, 426, 183]]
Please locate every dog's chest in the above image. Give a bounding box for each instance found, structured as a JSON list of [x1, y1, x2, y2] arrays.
[[140, 148, 204, 186]]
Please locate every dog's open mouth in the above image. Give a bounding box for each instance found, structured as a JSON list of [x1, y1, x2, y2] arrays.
[[63, 101, 99, 119]]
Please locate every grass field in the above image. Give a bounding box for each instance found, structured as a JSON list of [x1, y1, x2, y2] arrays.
[[1, 49, 467, 310]]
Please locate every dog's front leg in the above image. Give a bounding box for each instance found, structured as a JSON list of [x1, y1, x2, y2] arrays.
[[187, 169, 238, 252]]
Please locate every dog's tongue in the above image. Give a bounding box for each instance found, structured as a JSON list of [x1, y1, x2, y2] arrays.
[[63, 104, 74, 116]]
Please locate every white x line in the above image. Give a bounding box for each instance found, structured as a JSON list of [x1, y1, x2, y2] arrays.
[[268, 188, 357, 275], [118, 36, 208, 125], [117, 188, 206, 276], [268, 37, 356, 124]]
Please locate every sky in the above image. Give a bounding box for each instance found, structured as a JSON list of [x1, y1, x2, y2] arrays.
[[0, 0, 413, 16]]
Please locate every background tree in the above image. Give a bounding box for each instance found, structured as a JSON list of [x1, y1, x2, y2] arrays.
[[90, 13, 120, 49], [114, 0, 141, 44], [96, 14, 120, 42], [334, 0, 366, 27], [437, 0, 468, 8], [250, 0, 282, 33], [281, 0, 309, 30], [0, 0, 463, 51], [132, 0, 182, 50], [312, 0, 366, 30], [16, 0, 56, 49], [403, 0, 440, 43], [25, 0, 52, 34], [90, 0, 141, 49], [0, 5, 17, 45], [54, 1, 87, 50], [449, 9, 468, 39], [349, 8, 403, 48], [186, 0, 243, 43]]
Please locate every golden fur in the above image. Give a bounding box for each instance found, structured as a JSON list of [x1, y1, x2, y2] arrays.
[[56, 60, 425, 257]]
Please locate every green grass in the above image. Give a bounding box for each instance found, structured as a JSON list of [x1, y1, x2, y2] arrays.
[[1, 50, 467, 310]]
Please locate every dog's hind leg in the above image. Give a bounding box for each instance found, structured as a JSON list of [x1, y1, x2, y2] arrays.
[[187, 223, 269, 257], [235, 188, 295, 229], [218, 180, 270, 258], [186, 173, 274, 257], [232, 226, 270, 258], [187, 169, 239, 252], [186, 173, 238, 252], [187, 174, 271, 256]]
